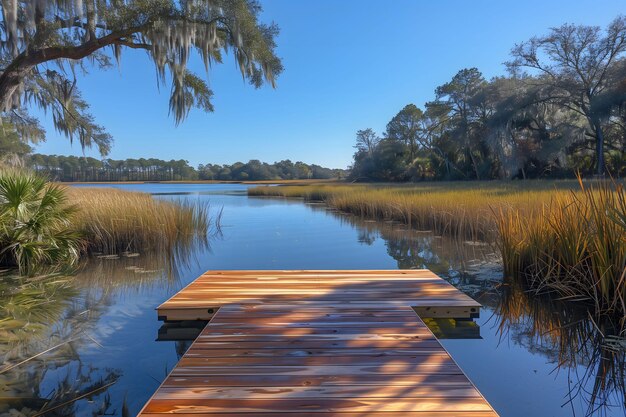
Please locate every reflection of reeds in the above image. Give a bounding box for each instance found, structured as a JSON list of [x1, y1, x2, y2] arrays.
[[0, 271, 122, 417], [0, 274, 77, 346], [65, 187, 220, 256], [497, 276, 625, 416]]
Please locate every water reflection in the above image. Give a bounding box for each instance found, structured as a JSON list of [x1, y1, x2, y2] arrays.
[[319, 205, 502, 299], [157, 321, 207, 342], [0, 184, 624, 417], [0, 232, 213, 416], [422, 317, 482, 339], [319, 205, 625, 416], [0, 273, 123, 417], [497, 277, 625, 416]]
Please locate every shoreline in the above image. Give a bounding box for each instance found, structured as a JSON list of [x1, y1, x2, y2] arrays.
[[56, 179, 341, 185]]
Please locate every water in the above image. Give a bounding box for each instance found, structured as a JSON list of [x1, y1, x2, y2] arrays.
[[0, 183, 623, 417]]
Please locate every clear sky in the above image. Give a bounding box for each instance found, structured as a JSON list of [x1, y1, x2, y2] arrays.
[[33, 0, 626, 169]]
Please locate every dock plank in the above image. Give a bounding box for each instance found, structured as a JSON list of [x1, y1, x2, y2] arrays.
[[139, 270, 497, 416]]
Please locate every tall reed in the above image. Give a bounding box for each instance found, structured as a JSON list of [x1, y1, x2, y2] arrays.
[[249, 182, 568, 240], [495, 179, 626, 322], [251, 180, 625, 321], [65, 187, 218, 255]]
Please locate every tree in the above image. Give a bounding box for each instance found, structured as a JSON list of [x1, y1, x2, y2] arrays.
[[0, 119, 32, 163], [0, 1, 282, 154], [484, 76, 580, 179], [354, 128, 380, 155], [507, 16, 626, 175], [294, 161, 312, 179], [350, 137, 409, 182], [385, 104, 425, 162], [430, 68, 489, 179]]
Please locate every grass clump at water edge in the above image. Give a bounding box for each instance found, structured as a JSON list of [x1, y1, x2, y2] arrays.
[[495, 179, 626, 324], [66, 186, 219, 256], [0, 170, 219, 274]]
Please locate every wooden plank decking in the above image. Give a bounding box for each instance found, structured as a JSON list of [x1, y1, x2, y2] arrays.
[[139, 270, 497, 416], [156, 270, 482, 321]]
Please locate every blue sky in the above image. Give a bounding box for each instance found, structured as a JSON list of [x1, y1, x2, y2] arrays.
[[33, 0, 626, 169]]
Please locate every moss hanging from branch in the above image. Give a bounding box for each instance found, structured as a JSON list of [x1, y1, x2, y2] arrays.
[[0, 1, 282, 153]]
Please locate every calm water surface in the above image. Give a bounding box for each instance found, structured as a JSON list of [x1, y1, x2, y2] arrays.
[[0, 183, 623, 417]]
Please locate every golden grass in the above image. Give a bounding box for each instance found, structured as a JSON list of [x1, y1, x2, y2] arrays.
[[250, 180, 626, 320], [249, 181, 579, 240], [59, 178, 340, 185], [64, 187, 216, 255], [495, 180, 626, 321]]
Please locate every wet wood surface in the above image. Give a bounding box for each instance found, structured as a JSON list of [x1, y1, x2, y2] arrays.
[[139, 270, 497, 416]]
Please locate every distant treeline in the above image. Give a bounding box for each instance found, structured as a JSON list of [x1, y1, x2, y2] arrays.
[[350, 18, 626, 181], [27, 154, 345, 182]]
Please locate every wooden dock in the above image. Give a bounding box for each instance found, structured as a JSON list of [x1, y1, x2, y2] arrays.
[[156, 270, 482, 321], [139, 270, 497, 416]]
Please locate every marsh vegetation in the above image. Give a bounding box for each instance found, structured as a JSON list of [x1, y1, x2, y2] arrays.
[[0, 182, 623, 416], [250, 180, 626, 325], [249, 181, 579, 239], [66, 186, 217, 256], [0, 170, 218, 274]]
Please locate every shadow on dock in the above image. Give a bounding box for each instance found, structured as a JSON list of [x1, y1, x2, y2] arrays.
[[141, 271, 499, 416]]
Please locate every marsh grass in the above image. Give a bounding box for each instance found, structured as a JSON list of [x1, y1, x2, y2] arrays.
[[250, 180, 626, 321], [65, 187, 219, 256], [495, 179, 626, 322], [249, 182, 575, 240]]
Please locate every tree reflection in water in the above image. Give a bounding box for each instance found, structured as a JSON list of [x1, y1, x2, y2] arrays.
[[330, 209, 502, 297], [0, 231, 212, 417]]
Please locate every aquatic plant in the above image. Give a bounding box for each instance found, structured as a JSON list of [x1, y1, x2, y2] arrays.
[[0, 170, 82, 274], [65, 187, 218, 256], [249, 181, 576, 240], [494, 179, 626, 321]]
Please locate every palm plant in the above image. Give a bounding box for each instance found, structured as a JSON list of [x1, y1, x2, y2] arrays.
[[0, 170, 82, 274]]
